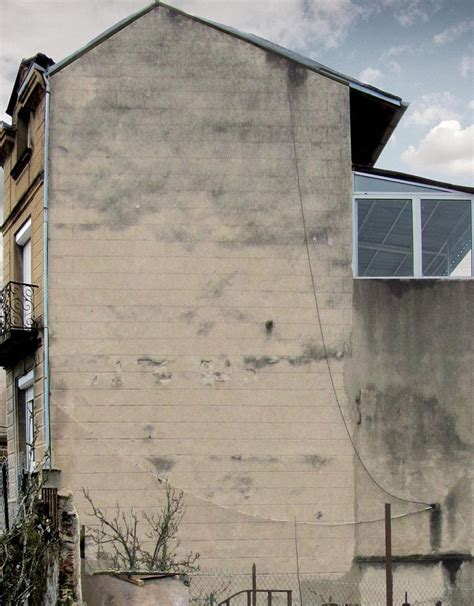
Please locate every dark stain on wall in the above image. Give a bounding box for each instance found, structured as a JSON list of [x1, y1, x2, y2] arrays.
[[444, 476, 468, 541], [302, 454, 330, 468], [360, 385, 468, 464], [287, 340, 341, 365], [230, 454, 279, 464], [287, 63, 308, 88], [197, 321, 215, 336], [222, 473, 253, 497], [429, 505, 442, 551], [164, 6, 184, 22], [148, 456, 175, 473], [441, 557, 463, 586], [386, 280, 438, 300], [243, 355, 280, 369], [137, 357, 168, 367]]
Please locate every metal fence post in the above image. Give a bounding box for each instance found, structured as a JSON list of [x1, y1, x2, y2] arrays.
[[252, 563, 257, 606], [385, 503, 393, 606], [2, 461, 9, 531]]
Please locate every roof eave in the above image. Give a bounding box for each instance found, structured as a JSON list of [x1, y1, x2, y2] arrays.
[[367, 100, 409, 167]]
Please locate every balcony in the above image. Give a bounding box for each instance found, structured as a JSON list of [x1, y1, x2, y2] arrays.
[[0, 281, 39, 369]]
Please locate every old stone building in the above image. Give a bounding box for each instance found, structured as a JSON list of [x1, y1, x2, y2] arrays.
[[0, 1, 472, 601]]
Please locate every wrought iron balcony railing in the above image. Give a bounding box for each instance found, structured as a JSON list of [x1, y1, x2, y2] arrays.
[[0, 281, 37, 335], [0, 281, 39, 368]]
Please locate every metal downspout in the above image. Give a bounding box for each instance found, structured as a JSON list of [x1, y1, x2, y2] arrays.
[[42, 73, 51, 467]]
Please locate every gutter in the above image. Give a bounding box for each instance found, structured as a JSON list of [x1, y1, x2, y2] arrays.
[[42, 71, 52, 467]]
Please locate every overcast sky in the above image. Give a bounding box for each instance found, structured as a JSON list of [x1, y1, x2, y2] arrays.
[[1, 0, 473, 185]]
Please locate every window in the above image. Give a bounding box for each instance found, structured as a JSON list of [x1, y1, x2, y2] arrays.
[[17, 370, 35, 474], [15, 218, 33, 327], [10, 109, 33, 180], [353, 175, 473, 278], [16, 109, 33, 161]]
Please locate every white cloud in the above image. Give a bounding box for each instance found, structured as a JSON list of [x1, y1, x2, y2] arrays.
[[433, 20, 474, 46], [460, 56, 474, 78], [401, 120, 474, 179], [385, 44, 411, 57], [1, 0, 146, 119], [0, 0, 369, 120], [377, 0, 441, 28], [174, 0, 367, 52], [387, 60, 401, 74], [406, 92, 459, 126], [359, 66, 382, 85]]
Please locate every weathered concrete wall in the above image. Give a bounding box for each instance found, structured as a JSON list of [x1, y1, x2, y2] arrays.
[[82, 573, 189, 606], [48, 5, 353, 572], [347, 280, 473, 587]]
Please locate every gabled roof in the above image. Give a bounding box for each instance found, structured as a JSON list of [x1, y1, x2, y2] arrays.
[[49, 1, 404, 108], [6, 53, 54, 117], [14, 2, 408, 167]]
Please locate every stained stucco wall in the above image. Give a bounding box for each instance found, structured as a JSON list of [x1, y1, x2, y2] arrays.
[[47, 5, 354, 573], [347, 280, 473, 587]]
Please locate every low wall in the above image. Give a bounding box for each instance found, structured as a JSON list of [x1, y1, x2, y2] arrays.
[[82, 572, 189, 606]]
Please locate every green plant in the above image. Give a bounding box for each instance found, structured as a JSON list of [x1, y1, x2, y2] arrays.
[[59, 587, 75, 605], [0, 470, 58, 605], [84, 480, 199, 573]]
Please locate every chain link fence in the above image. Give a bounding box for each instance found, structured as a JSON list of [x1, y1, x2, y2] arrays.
[[189, 570, 472, 606]]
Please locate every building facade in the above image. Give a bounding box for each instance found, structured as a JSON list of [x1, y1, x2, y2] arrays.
[[0, 2, 472, 601]]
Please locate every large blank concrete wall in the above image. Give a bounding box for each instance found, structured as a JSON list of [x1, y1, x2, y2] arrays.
[[347, 280, 473, 585], [48, 5, 353, 572]]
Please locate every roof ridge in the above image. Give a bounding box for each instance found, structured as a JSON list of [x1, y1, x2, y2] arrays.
[[48, 0, 405, 108]]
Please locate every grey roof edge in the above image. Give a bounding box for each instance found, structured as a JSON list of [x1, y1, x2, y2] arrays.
[[48, 1, 157, 76], [46, 0, 406, 109], [189, 11, 404, 107], [354, 165, 474, 195]]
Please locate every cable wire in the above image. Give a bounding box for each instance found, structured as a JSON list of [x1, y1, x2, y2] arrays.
[[53, 397, 432, 526], [285, 78, 433, 508]]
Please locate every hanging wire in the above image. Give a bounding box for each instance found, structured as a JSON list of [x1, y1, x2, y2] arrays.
[[285, 78, 433, 508]]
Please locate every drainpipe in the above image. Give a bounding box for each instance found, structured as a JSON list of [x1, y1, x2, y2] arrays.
[[42, 72, 51, 467]]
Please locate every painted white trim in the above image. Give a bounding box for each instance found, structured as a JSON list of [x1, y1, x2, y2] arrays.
[[352, 197, 359, 277], [18, 370, 34, 390], [412, 197, 422, 277], [15, 217, 32, 246]]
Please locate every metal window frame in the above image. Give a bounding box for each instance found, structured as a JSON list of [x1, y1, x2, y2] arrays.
[[352, 193, 474, 279], [16, 369, 36, 475]]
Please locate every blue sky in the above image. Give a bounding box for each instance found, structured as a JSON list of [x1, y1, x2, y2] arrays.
[[1, 0, 473, 184]]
